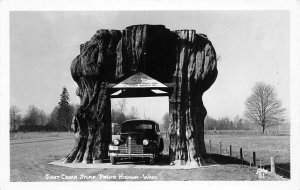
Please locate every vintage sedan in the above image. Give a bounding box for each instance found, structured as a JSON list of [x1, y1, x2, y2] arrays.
[[109, 119, 164, 165]]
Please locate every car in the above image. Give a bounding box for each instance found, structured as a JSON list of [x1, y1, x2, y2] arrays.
[[108, 119, 164, 165]]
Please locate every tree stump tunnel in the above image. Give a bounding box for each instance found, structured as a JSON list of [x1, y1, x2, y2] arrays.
[[64, 24, 218, 166]]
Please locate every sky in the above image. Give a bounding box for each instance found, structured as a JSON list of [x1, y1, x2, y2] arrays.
[[10, 11, 290, 122]]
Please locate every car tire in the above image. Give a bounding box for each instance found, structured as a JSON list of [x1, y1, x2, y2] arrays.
[[145, 158, 150, 165], [156, 153, 163, 162], [110, 156, 117, 165], [145, 157, 154, 165], [149, 157, 155, 165], [158, 139, 164, 153]]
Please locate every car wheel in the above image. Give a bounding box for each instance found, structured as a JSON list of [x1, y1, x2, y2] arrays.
[[156, 153, 162, 162], [149, 157, 155, 165], [158, 139, 164, 153], [145, 157, 150, 165], [145, 157, 154, 165], [110, 156, 117, 165]]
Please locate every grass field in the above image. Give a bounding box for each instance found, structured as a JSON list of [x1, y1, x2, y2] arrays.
[[9, 131, 288, 181], [204, 131, 290, 178], [204, 133, 290, 165]]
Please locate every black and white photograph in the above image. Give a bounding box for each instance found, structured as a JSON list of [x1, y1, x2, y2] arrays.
[[1, 0, 300, 189]]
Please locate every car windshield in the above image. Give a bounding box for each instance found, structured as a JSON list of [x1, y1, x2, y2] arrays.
[[121, 123, 154, 133]]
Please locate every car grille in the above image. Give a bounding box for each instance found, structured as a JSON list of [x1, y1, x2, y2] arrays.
[[118, 137, 143, 154]]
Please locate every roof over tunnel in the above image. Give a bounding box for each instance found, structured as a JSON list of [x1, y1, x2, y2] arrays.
[[113, 72, 167, 88], [109, 72, 173, 98]]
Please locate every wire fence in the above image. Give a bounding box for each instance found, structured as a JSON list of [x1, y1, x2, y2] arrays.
[[205, 139, 290, 179]]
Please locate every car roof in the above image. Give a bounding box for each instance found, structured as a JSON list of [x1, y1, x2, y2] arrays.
[[121, 119, 158, 126]]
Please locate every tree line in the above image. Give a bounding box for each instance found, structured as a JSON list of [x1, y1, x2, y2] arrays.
[[10, 87, 77, 132], [204, 115, 252, 130], [159, 113, 251, 132], [10, 82, 285, 134], [111, 99, 140, 125]]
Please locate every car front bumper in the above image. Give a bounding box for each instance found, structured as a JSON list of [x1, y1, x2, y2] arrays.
[[109, 152, 154, 158]]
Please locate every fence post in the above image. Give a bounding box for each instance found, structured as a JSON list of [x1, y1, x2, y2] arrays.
[[209, 140, 211, 153], [260, 157, 262, 168], [253, 152, 256, 166], [229, 145, 232, 157], [219, 141, 222, 155], [240, 148, 243, 162], [271, 157, 276, 173]]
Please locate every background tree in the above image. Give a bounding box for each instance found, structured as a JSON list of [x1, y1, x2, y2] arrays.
[[37, 110, 47, 125], [10, 106, 22, 132], [20, 105, 47, 132], [233, 115, 243, 129], [204, 115, 218, 130], [118, 99, 127, 113], [244, 82, 285, 134], [111, 99, 128, 125], [48, 103, 78, 131], [111, 108, 126, 125], [49, 106, 59, 124], [47, 106, 60, 131], [126, 106, 138, 120], [70, 104, 80, 117], [217, 117, 232, 130], [161, 112, 170, 132], [56, 87, 73, 131], [23, 105, 40, 125]]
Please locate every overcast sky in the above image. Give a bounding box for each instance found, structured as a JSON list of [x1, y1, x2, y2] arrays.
[[10, 11, 290, 122]]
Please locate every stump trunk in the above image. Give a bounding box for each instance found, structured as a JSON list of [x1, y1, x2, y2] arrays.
[[64, 25, 217, 165]]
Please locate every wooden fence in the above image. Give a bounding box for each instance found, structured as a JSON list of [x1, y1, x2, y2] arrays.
[[206, 139, 290, 178]]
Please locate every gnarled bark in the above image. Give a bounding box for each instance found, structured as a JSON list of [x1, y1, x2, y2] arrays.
[[64, 25, 217, 165], [169, 31, 217, 166]]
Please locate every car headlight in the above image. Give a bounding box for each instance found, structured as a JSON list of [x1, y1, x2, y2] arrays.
[[143, 139, 149, 146], [113, 139, 120, 145]]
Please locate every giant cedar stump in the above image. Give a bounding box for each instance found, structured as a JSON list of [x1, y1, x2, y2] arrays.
[[64, 25, 217, 166]]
